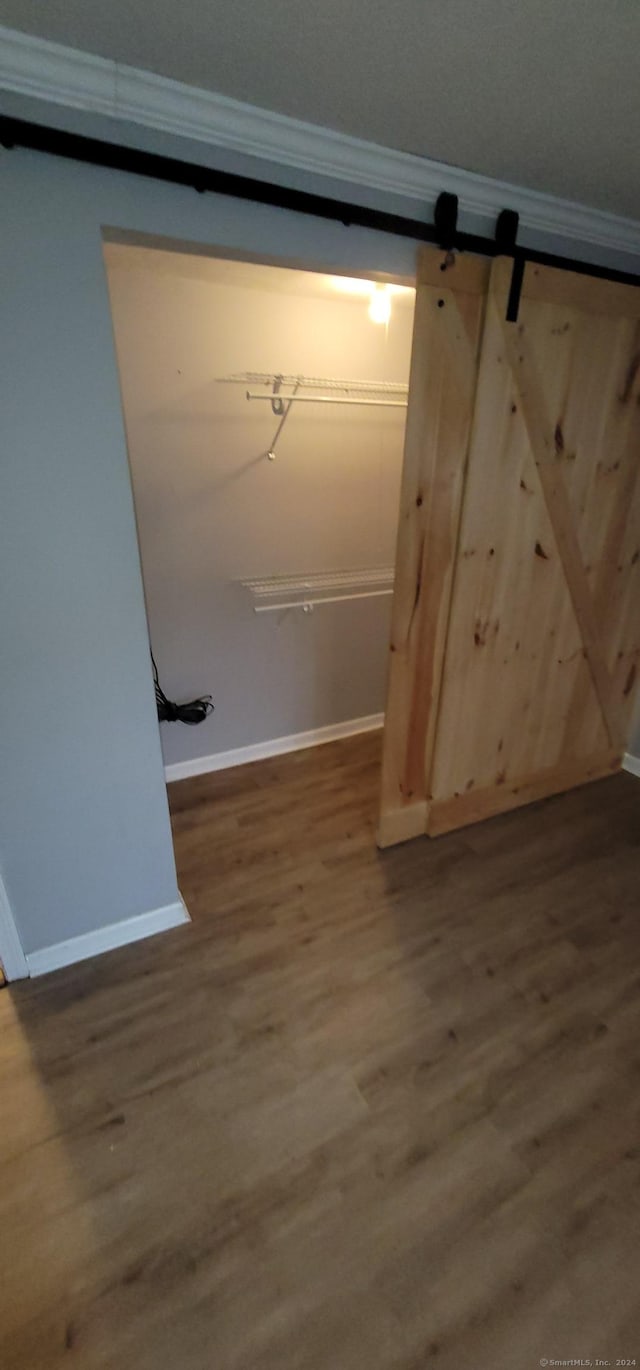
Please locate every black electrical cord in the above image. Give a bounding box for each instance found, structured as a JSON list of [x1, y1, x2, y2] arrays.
[[151, 650, 214, 725]]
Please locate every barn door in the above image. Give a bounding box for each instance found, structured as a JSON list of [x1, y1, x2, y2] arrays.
[[380, 253, 640, 843]]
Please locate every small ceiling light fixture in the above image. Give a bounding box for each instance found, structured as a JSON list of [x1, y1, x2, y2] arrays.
[[369, 284, 392, 325]]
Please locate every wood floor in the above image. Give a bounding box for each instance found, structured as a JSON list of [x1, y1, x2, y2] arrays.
[[1, 734, 640, 1369]]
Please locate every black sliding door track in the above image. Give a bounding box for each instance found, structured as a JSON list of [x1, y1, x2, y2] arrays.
[[1, 115, 638, 292]]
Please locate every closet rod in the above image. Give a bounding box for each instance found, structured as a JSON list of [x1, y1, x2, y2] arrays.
[[246, 392, 408, 408], [254, 588, 394, 613]]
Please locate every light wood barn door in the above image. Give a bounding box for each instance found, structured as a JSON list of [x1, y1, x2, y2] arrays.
[[380, 253, 640, 843], [378, 247, 489, 846]]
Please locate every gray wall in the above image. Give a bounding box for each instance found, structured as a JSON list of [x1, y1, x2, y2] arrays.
[[1, 139, 638, 959], [0, 145, 419, 956], [0, 160, 178, 954], [105, 249, 414, 767]]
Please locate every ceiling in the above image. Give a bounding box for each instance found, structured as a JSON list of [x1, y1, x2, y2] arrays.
[[3, 0, 640, 218], [104, 242, 416, 304]]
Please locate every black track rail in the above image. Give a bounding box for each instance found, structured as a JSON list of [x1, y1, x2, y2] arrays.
[[1, 115, 638, 291]]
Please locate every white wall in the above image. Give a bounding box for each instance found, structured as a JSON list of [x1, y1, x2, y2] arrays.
[[105, 249, 413, 767], [0, 144, 419, 959]]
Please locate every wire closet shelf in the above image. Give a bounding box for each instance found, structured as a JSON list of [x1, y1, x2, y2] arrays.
[[224, 374, 405, 612], [241, 567, 395, 615], [217, 372, 409, 408]]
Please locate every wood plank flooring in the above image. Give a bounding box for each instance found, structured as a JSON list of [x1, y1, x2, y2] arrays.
[[1, 733, 639, 1369]]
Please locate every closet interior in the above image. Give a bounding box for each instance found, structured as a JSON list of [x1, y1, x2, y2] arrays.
[[104, 241, 415, 780]]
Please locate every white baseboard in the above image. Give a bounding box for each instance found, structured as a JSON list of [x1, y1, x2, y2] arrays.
[[26, 895, 190, 977], [165, 712, 384, 783], [0, 870, 29, 982], [623, 752, 640, 779]]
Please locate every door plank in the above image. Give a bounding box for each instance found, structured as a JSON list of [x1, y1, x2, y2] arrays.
[[515, 261, 640, 318], [492, 265, 624, 749], [428, 749, 621, 835], [427, 273, 606, 809], [378, 249, 488, 846], [561, 318, 640, 753]]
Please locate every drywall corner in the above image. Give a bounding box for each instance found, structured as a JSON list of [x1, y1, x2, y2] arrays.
[[0, 869, 29, 982]]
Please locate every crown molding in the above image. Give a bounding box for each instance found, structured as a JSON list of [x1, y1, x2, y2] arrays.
[[1, 24, 639, 261]]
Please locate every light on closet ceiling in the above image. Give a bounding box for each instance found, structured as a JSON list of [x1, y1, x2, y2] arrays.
[[368, 285, 392, 325], [327, 276, 378, 298], [326, 275, 413, 326]]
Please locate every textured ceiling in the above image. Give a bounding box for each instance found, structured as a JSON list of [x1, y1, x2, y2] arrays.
[[3, 0, 640, 217]]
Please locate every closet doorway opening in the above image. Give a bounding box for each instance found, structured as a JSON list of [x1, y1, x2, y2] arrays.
[[104, 237, 415, 884]]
